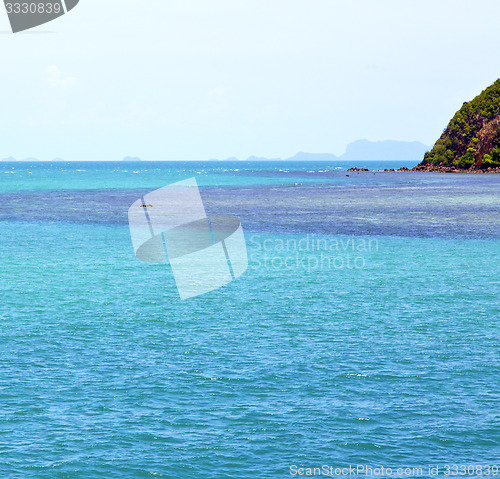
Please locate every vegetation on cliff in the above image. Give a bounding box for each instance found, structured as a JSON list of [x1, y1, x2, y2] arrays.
[[419, 79, 500, 170]]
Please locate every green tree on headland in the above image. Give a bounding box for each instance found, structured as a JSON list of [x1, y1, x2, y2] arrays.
[[421, 79, 500, 169]]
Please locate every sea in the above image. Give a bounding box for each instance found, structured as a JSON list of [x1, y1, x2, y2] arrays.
[[1, 160, 499, 478]]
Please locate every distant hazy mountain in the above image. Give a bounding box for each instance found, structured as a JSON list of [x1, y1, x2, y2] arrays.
[[218, 142, 428, 162], [287, 152, 337, 161], [339, 140, 429, 162], [122, 156, 142, 161], [1, 156, 16, 161], [245, 152, 337, 161], [246, 155, 281, 161]]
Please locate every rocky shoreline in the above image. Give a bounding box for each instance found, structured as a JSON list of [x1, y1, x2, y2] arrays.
[[411, 164, 500, 173]]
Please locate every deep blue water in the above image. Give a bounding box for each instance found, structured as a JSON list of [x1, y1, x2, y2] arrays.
[[0, 162, 499, 478]]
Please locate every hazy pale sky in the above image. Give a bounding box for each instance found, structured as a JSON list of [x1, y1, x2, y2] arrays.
[[1, 0, 500, 160]]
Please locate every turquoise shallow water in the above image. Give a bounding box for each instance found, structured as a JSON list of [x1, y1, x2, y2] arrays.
[[0, 162, 499, 478], [1, 160, 422, 191]]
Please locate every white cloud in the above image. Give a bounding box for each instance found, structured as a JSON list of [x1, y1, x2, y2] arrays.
[[43, 66, 78, 95]]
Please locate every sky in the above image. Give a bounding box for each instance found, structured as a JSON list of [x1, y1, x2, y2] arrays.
[[1, 0, 500, 160]]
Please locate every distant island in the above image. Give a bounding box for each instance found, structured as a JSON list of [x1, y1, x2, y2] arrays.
[[217, 140, 428, 162], [246, 155, 282, 161], [1, 156, 41, 161], [1, 156, 63, 162], [288, 152, 338, 162], [415, 79, 500, 172], [245, 152, 338, 162], [339, 140, 428, 162], [0, 140, 434, 165]]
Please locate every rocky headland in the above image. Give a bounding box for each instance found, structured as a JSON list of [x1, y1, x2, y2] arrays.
[[413, 79, 500, 173]]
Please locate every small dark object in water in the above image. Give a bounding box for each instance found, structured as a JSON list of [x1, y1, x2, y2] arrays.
[[140, 204, 153, 208]]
